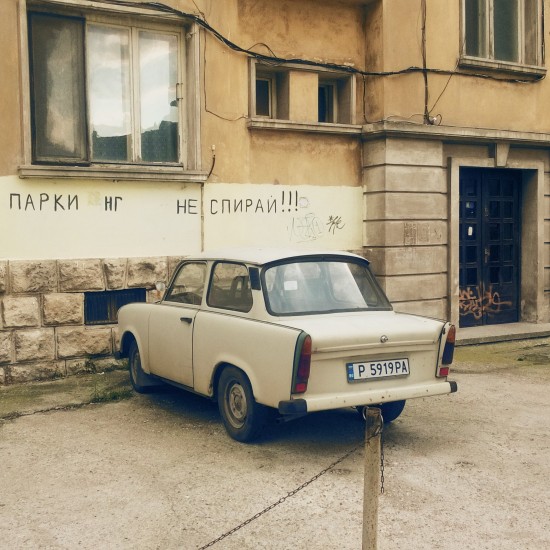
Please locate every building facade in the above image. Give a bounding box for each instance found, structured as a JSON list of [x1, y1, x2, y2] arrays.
[[1, 0, 549, 384]]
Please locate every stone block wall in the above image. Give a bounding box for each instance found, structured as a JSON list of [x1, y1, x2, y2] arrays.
[[362, 136, 449, 319], [0, 256, 183, 385]]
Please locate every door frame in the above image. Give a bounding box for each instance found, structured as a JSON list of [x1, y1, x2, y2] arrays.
[[448, 157, 545, 328]]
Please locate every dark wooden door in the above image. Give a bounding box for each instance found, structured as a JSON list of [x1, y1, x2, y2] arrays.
[[459, 169, 520, 327]]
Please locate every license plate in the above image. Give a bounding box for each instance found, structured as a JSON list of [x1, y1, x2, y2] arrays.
[[346, 358, 410, 382]]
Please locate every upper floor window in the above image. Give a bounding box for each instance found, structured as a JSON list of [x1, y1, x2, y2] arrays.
[[463, 0, 542, 66], [28, 10, 185, 165], [250, 61, 356, 130]]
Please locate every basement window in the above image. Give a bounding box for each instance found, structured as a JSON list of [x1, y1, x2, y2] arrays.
[[85, 289, 146, 325]]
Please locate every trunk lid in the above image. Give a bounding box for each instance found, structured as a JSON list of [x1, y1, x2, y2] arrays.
[[276, 310, 444, 353], [275, 310, 449, 410]]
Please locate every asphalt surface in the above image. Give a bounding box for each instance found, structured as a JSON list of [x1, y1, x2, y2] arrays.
[[0, 339, 549, 549]]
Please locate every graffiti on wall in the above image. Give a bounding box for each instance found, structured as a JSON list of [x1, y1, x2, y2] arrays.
[[459, 285, 512, 321], [203, 185, 360, 248], [207, 190, 345, 242]]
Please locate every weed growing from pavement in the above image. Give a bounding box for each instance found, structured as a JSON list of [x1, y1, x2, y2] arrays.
[[91, 376, 133, 403]]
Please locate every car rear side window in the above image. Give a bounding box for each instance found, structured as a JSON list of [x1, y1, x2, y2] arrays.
[[207, 262, 253, 312]]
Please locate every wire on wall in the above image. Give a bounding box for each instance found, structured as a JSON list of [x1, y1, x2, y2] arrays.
[[96, 0, 545, 128], [98, 0, 545, 85], [420, 0, 430, 124]]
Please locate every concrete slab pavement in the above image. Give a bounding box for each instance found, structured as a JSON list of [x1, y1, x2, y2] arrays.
[[1, 338, 549, 549]]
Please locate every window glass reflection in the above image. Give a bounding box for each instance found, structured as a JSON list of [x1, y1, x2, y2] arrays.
[[139, 31, 179, 162], [88, 25, 131, 161]]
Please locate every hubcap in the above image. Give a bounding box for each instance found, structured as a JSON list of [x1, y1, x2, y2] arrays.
[[227, 382, 247, 428]]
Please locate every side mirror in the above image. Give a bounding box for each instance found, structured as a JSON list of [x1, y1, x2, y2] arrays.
[[155, 281, 166, 293], [153, 281, 167, 304]]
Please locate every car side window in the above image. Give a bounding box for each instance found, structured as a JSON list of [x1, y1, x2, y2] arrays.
[[164, 262, 206, 306], [207, 262, 253, 312]]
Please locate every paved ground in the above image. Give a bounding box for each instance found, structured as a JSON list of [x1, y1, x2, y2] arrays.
[[0, 339, 549, 549]]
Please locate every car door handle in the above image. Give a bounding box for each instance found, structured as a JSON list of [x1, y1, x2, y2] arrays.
[[180, 317, 193, 324]]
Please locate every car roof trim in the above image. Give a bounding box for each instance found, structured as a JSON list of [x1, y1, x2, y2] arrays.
[[183, 248, 368, 265]]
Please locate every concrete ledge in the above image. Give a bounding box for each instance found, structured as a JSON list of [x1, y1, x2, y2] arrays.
[[456, 322, 550, 345]]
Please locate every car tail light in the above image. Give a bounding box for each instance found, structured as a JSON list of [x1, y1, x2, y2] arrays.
[[438, 324, 456, 377], [293, 334, 312, 394]]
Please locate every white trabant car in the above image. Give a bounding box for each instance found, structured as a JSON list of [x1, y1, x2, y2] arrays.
[[117, 249, 457, 441]]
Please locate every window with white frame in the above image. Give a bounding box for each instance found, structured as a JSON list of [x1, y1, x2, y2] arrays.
[[251, 62, 355, 126], [463, 0, 542, 66], [254, 69, 289, 120], [28, 8, 186, 165], [255, 74, 277, 118], [318, 81, 336, 123]]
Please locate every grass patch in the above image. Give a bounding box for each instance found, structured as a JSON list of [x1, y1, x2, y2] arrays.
[[91, 387, 134, 403], [91, 372, 133, 403]]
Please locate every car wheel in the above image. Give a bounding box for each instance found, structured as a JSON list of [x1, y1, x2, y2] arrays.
[[128, 341, 160, 393], [217, 366, 268, 442], [357, 400, 406, 424]]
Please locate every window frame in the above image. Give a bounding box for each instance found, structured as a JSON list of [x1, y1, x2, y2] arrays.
[[318, 80, 337, 123], [86, 22, 183, 165], [19, 0, 205, 181], [206, 261, 253, 313], [85, 288, 146, 325], [460, 0, 545, 76], [163, 261, 207, 307], [248, 59, 360, 135], [255, 74, 277, 118]]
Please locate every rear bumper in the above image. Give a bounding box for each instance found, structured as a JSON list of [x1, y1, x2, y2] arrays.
[[278, 380, 457, 415], [278, 399, 307, 415]]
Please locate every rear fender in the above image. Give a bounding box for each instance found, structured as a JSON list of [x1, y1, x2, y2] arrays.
[[117, 305, 152, 373], [192, 312, 301, 408]]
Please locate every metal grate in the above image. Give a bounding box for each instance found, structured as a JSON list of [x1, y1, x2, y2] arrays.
[[84, 289, 146, 325]]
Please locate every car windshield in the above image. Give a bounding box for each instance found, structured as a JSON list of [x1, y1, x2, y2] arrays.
[[262, 259, 392, 315]]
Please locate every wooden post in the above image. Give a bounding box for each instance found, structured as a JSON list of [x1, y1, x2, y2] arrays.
[[362, 407, 382, 550]]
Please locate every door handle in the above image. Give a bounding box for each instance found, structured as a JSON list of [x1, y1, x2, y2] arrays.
[[180, 317, 193, 324]]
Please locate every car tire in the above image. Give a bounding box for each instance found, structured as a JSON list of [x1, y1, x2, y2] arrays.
[[217, 366, 268, 442], [128, 341, 161, 393], [378, 400, 406, 423], [357, 400, 406, 424]]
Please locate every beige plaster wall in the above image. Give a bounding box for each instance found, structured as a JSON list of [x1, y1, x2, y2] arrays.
[[198, 0, 367, 184], [0, 0, 23, 176], [378, 0, 550, 133]]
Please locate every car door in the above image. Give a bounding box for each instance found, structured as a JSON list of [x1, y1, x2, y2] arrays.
[[148, 261, 207, 387]]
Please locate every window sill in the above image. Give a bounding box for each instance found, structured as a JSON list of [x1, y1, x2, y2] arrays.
[[248, 118, 362, 135], [18, 164, 208, 183], [459, 56, 546, 79]]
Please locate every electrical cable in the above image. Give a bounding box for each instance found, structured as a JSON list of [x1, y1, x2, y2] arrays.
[[202, 27, 247, 122], [421, 0, 430, 123], [92, 0, 545, 85]]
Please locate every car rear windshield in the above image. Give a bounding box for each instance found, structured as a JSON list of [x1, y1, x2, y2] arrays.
[[262, 259, 392, 315]]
